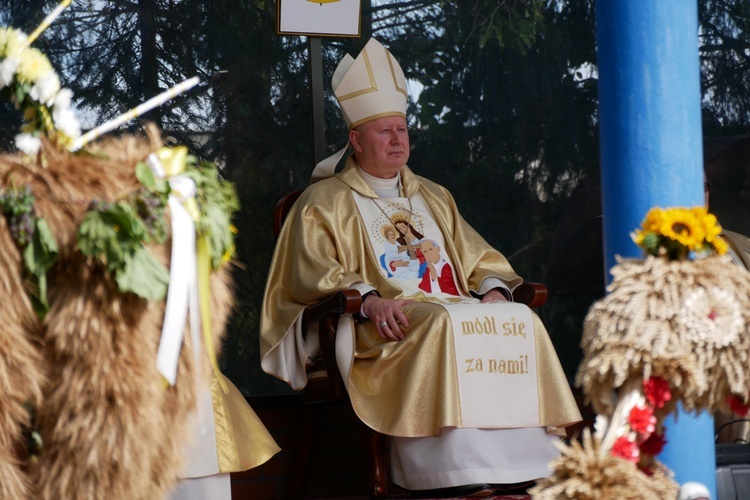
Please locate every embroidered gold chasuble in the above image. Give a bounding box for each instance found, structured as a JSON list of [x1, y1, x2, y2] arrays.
[[260, 158, 580, 438]]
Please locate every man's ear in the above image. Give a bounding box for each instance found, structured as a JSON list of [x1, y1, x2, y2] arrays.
[[349, 129, 362, 152]]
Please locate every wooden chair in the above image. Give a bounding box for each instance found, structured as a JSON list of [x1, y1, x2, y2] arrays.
[[273, 189, 549, 497]]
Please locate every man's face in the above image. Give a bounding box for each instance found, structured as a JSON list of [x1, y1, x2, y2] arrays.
[[350, 116, 410, 179], [421, 240, 441, 264]]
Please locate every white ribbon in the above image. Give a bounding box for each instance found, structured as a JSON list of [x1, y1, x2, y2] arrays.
[[149, 153, 207, 432]]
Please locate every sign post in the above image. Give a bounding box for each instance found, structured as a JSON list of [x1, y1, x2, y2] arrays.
[[276, 0, 362, 165]]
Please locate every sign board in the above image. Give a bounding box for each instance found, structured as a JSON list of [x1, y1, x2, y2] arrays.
[[277, 0, 361, 38]]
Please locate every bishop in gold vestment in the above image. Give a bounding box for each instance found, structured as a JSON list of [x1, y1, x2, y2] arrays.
[[260, 160, 581, 489], [260, 37, 580, 492]]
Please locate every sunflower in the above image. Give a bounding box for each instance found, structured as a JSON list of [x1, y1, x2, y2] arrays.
[[694, 208, 723, 242], [712, 235, 729, 255], [633, 206, 728, 259], [640, 207, 666, 233], [632, 229, 646, 247], [658, 208, 705, 249]]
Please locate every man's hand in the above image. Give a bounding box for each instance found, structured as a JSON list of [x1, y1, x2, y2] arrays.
[[426, 262, 437, 280], [363, 295, 414, 341], [481, 288, 509, 303]]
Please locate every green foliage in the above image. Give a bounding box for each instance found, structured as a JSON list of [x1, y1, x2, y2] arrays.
[[77, 199, 170, 300], [76, 150, 239, 301], [135, 161, 169, 194], [440, 0, 545, 51], [391, 0, 599, 278], [76, 158, 171, 302], [184, 158, 240, 269], [23, 218, 58, 316], [699, 0, 750, 134], [116, 246, 170, 300], [0, 185, 58, 317], [639, 232, 661, 257], [78, 202, 147, 262], [0, 183, 33, 218]]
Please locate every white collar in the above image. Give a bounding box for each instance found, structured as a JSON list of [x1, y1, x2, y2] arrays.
[[356, 165, 401, 198]]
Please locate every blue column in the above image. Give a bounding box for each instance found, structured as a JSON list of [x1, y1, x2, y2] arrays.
[[596, 1, 716, 498]]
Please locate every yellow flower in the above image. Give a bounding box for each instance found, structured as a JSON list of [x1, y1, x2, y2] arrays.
[[15, 48, 53, 84], [0, 27, 27, 58], [712, 235, 729, 255], [631, 229, 646, 246], [156, 146, 188, 177], [698, 210, 722, 243], [659, 207, 705, 249], [222, 244, 236, 263], [636, 206, 728, 258], [690, 206, 708, 217], [641, 207, 665, 233]]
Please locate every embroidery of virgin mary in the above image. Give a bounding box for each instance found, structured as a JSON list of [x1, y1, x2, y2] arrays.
[[259, 37, 581, 494]]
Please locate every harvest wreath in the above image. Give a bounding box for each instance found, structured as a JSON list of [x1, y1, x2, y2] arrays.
[[531, 206, 750, 499], [0, 3, 279, 500]]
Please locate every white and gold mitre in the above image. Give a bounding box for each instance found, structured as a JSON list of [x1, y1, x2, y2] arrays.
[[310, 38, 408, 183], [333, 37, 407, 129]]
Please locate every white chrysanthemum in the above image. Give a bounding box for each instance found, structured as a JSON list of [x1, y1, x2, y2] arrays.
[[54, 87, 73, 108], [15, 48, 54, 85], [53, 102, 81, 140], [0, 27, 27, 58], [0, 56, 20, 87], [30, 71, 60, 105], [15, 133, 41, 155]]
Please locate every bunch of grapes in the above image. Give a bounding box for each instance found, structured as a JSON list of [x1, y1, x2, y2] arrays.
[[87, 199, 114, 212], [0, 185, 36, 247], [135, 189, 167, 243]]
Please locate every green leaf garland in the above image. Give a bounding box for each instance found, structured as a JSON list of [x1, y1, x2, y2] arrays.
[[180, 156, 239, 269], [0, 185, 58, 318], [1, 147, 238, 313], [77, 191, 170, 300]]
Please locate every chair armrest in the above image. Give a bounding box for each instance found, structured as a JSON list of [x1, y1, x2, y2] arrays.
[[301, 289, 362, 401], [302, 289, 362, 323], [512, 282, 548, 308]]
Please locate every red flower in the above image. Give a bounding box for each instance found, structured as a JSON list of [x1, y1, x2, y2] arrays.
[[637, 463, 655, 477], [628, 405, 656, 437], [612, 436, 640, 463], [643, 376, 672, 410], [727, 394, 750, 417], [639, 432, 667, 456]]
